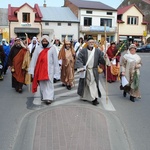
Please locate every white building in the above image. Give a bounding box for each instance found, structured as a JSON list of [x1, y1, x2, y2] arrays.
[[65, 0, 118, 42], [40, 6, 79, 42]]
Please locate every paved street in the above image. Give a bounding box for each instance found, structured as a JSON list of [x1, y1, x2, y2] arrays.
[[0, 70, 130, 150], [1, 53, 150, 150]]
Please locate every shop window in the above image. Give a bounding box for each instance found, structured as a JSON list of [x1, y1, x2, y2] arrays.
[[61, 35, 73, 42]]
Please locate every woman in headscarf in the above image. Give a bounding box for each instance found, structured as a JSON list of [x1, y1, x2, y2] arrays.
[[121, 44, 142, 102]]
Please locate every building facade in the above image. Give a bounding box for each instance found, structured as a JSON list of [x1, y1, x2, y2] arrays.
[[64, 0, 118, 43], [8, 3, 42, 40], [40, 6, 79, 42], [0, 8, 9, 43], [117, 4, 148, 44]]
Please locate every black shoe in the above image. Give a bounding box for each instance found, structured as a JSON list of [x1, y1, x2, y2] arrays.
[[107, 80, 112, 83], [67, 85, 71, 90], [62, 83, 66, 87], [53, 78, 57, 83], [45, 100, 52, 105], [92, 98, 99, 106], [130, 96, 135, 102], [123, 91, 126, 97], [18, 89, 22, 93]]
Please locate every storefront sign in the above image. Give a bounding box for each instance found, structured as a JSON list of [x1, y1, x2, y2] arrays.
[[21, 23, 31, 27], [90, 26, 110, 32]]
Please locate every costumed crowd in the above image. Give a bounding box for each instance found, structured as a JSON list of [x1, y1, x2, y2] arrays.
[[0, 35, 142, 105]]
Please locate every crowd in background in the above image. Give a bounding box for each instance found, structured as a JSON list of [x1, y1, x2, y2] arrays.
[[0, 35, 142, 104]]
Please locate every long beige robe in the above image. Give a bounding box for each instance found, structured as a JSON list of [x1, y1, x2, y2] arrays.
[[22, 50, 31, 85], [59, 48, 75, 86], [121, 52, 142, 98]]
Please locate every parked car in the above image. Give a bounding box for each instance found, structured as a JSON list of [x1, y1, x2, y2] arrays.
[[136, 44, 150, 52]]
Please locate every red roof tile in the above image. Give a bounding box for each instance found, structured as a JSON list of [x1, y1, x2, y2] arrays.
[[8, 3, 42, 22], [117, 4, 144, 16]]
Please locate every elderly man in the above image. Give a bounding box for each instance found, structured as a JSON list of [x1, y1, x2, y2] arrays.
[[29, 35, 59, 105], [76, 37, 105, 105]]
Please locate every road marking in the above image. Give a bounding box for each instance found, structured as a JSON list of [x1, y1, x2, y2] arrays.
[[54, 77, 79, 86], [33, 75, 116, 111], [51, 97, 79, 106], [55, 89, 77, 99]]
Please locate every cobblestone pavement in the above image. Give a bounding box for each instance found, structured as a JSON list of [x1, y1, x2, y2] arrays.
[[33, 105, 111, 150]]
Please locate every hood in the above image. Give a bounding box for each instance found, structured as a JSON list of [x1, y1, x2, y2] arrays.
[[39, 35, 51, 48]]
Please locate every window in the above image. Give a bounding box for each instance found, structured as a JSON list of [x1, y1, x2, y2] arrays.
[[100, 18, 112, 27], [86, 10, 92, 14], [61, 35, 73, 42], [58, 22, 61, 26], [84, 17, 92, 26], [45, 22, 49, 26], [117, 15, 122, 20], [22, 13, 30, 23], [68, 23, 71, 26], [107, 12, 113, 15], [127, 16, 138, 25]]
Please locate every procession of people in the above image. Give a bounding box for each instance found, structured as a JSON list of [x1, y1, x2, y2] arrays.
[[0, 34, 142, 105]]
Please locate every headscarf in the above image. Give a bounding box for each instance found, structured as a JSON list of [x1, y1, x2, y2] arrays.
[[39, 35, 51, 48], [2, 39, 9, 46]]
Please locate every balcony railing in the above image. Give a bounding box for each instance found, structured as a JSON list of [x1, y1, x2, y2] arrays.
[[80, 25, 117, 33]]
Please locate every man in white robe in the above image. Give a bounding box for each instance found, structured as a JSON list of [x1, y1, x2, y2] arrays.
[[28, 35, 59, 105]]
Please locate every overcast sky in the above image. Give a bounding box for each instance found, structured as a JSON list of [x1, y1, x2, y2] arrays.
[[0, 0, 123, 9]]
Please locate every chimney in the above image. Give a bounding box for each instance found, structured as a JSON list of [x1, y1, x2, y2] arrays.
[[43, 0, 46, 7]]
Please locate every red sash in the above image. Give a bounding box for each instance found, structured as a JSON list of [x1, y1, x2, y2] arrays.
[[32, 48, 50, 93]]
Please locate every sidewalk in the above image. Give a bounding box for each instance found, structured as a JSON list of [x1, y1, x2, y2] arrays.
[[33, 105, 111, 150], [12, 102, 131, 150]]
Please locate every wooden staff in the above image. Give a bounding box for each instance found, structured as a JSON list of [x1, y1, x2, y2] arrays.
[[25, 33, 31, 92], [104, 23, 108, 104]]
